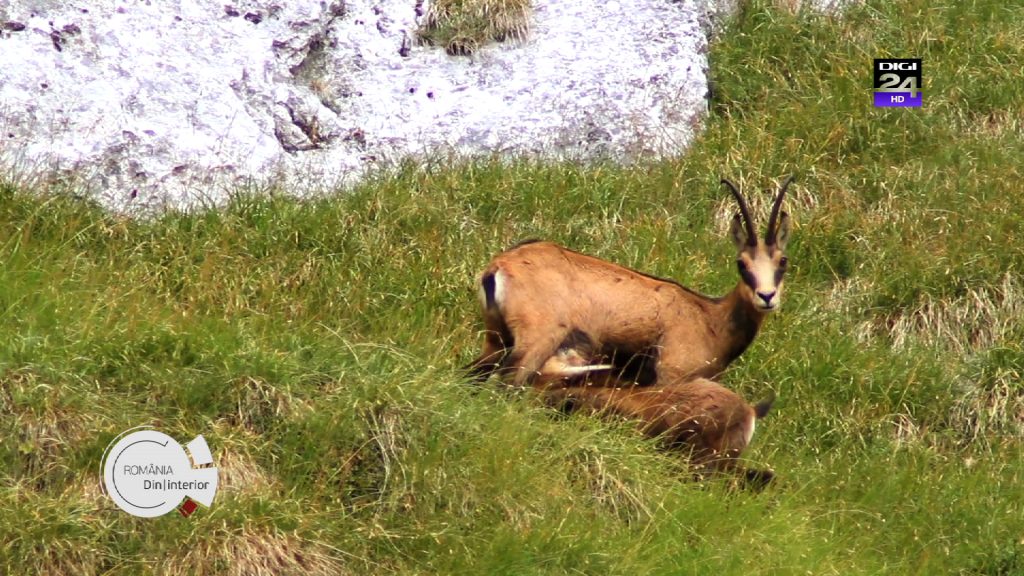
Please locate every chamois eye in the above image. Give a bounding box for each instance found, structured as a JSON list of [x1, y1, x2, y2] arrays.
[[736, 260, 747, 272], [779, 257, 789, 268]]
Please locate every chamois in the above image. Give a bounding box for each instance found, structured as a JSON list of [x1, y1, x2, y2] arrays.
[[466, 176, 794, 388], [536, 345, 775, 484]]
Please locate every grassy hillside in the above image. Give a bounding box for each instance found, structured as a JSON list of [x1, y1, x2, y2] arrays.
[[3, 0, 1024, 573]]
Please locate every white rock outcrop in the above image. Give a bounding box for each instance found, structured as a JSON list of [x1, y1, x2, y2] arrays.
[[0, 0, 709, 211]]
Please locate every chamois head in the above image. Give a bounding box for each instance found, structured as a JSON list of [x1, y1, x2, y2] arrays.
[[722, 176, 793, 313]]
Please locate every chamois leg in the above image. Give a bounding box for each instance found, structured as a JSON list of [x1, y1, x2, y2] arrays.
[[540, 385, 623, 415], [653, 342, 711, 383], [539, 386, 584, 413], [464, 330, 507, 383], [506, 328, 571, 388], [532, 336, 616, 391]]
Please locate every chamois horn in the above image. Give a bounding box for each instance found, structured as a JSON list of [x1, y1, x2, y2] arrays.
[[766, 175, 795, 245], [721, 178, 757, 247]]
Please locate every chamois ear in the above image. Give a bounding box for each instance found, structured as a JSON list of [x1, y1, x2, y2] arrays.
[[773, 212, 791, 250], [730, 213, 749, 250]]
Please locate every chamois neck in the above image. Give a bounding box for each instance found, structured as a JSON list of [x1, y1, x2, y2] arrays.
[[712, 283, 766, 367]]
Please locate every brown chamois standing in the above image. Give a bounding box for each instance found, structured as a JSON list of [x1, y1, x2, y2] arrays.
[[535, 345, 775, 486], [466, 176, 794, 388]]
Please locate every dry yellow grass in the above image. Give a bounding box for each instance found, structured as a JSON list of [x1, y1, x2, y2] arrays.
[[419, 0, 532, 55], [882, 273, 1023, 354], [216, 442, 278, 496], [2, 369, 95, 490], [710, 175, 821, 238], [231, 376, 309, 434], [164, 529, 350, 576]]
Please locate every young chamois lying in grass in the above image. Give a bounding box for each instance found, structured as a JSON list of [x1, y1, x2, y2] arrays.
[[466, 176, 794, 388], [536, 341, 776, 487]]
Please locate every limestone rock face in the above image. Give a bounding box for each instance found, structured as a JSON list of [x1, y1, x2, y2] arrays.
[[0, 0, 709, 211]]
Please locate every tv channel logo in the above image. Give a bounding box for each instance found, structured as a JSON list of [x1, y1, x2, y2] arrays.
[[873, 59, 922, 108], [101, 427, 218, 518]]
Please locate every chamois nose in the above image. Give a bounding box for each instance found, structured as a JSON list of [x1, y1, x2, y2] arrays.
[[756, 291, 776, 305]]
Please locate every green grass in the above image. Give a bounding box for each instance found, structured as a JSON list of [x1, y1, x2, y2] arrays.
[[3, 0, 1024, 573]]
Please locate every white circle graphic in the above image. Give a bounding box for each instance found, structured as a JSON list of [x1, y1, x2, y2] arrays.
[[101, 428, 218, 518]]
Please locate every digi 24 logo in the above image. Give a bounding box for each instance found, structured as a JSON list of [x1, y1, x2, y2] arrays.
[[874, 59, 922, 108]]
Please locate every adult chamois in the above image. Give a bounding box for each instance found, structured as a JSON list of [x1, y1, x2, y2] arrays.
[[466, 176, 794, 388]]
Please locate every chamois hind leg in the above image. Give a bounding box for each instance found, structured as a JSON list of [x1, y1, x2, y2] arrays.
[[539, 386, 586, 413], [464, 330, 508, 383], [505, 327, 572, 388], [539, 385, 624, 415]]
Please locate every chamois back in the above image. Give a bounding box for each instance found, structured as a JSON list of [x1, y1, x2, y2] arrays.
[[465, 177, 795, 388]]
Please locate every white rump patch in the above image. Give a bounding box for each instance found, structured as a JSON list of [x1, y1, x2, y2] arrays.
[[493, 270, 507, 310]]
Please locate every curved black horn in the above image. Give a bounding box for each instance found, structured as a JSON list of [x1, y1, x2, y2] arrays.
[[721, 178, 757, 246], [766, 175, 795, 244]]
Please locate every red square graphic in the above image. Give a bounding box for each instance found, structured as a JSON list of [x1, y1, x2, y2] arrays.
[[179, 498, 198, 517]]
